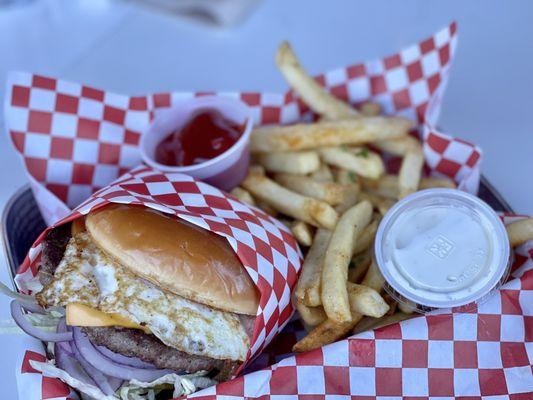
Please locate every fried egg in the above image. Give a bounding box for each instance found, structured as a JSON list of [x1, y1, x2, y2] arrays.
[[38, 233, 249, 361]]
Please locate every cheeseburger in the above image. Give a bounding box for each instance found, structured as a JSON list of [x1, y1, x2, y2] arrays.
[[34, 205, 259, 395]]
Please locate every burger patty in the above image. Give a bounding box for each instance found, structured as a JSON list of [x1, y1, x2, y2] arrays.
[[83, 326, 240, 381]]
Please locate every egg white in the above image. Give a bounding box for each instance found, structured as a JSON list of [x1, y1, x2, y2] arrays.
[[38, 232, 249, 361]]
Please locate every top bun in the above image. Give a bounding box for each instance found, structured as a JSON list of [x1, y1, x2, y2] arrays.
[[85, 205, 259, 315]]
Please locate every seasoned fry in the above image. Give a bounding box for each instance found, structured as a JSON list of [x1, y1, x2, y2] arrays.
[[398, 145, 424, 198], [295, 299, 327, 327], [256, 199, 279, 217], [320, 147, 385, 179], [358, 191, 395, 215], [360, 102, 382, 116], [321, 201, 373, 323], [292, 315, 362, 352], [361, 174, 456, 199], [230, 187, 256, 206], [295, 229, 332, 307], [295, 246, 385, 352], [274, 173, 352, 205], [360, 175, 399, 199], [334, 184, 360, 214], [256, 151, 320, 174], [347, 282, 389, 318], [398, 300, 416, 314], [251, 117, 412, 152], [242, 170, 339, 229], [334, 168, 359, 185], [419, 176, 456, 189], [373, 136, 420, 156], [276, 42, 360, 120], [310, 163, 334, 182], [506, 217, 533, 247], [360, 259, 385, 292], [348, 249, 372, 283], [352, 312, 413, 335], [353, 218, 380, 255], [291, 220, 314, 247]]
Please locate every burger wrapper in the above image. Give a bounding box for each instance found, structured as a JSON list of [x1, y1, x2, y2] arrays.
[[6, 22, 533, 398]]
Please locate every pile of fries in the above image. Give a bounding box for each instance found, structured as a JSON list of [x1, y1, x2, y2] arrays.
[[231, 42, 533, 352]]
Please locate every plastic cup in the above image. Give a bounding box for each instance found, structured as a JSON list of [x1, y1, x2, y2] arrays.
[[374, 188, 511, 312], [140, 96, 253, 191]]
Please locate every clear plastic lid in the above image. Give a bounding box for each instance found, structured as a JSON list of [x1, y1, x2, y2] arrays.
[[374, 188, 510, 310]]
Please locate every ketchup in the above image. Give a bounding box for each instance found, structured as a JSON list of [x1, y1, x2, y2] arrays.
[[155, 109, 243, 167]]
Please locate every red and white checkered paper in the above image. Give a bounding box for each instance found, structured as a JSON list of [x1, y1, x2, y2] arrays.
[[5, 22, 532, 398]]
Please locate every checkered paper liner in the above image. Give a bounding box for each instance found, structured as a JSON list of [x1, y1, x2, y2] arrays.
[[6, 22, 531, 398]]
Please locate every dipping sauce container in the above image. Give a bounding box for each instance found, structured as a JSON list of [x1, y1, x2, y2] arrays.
[[374, 188, 511, 311], [140, 96, 253, 191]]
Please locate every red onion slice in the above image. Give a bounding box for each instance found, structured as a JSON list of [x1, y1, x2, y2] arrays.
[[55, 342, 97, 388], [71, 340, 123, 396], [10, 300, 73, 342], [72, 327, 177, 381], [55, 318, 74, 356], [95, 344, 156, 369]]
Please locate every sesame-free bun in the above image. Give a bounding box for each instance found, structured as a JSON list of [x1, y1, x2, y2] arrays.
[[85, 205, 259, 315]]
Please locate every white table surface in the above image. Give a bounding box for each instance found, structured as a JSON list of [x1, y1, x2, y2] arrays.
[[0, 0, 532, 398]]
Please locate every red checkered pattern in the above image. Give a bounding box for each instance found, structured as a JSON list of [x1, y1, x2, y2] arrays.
[[11, 22, 532, 399], [4, 22, 480, 226], [16, 165, 302, 373]]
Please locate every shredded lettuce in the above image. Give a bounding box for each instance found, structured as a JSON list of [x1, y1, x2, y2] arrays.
[[120, 372, 216, 399], [0, 309, 63, 335]]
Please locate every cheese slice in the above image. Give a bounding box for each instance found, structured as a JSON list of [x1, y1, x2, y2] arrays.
[[66, 303, 150, 334]]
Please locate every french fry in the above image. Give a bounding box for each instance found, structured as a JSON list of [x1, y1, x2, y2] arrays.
[[334, 184, 360, 214], [276, 42, 360, 120], [230, 187, 256, 206], [319, 147, 385, 179], [353, 218, 380, 255], [506, 217, 533, 247], [361, 175, 456, 199], [348, 249, 372, 283], [373, 136, 420, 156], [251, 117, 412, 152], [360, 259, 385, 292], [352, 312, 413, 335], [334, 168, 359, 185], [256, 199, 279, 217], [398, 300, 416, 314], [274, 173, 352, 205], [242, 170, 339, 229], [419, 176, 456, 189], [360, 175, 398, 199], [321, 201, 373, 323], [310, 163, 334, 182], [256, 151, 320, 174], [291, 220, 314, 247], [360, 102, 382, 116], [292, 315, 362, 352], [347, 282, 389, 318], [295, 228, 332, 307], [358, 191, 396, 215], [294, 246, 385, 352], [295, 299, 327, 327], [398, 145, 424, 198]]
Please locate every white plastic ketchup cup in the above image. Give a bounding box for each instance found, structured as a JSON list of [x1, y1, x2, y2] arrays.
[[374, 188, 511, 312], [140, 96, 253, 191]]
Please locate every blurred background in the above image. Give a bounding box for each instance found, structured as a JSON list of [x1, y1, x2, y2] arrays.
[[0, 0, 532, 397]]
